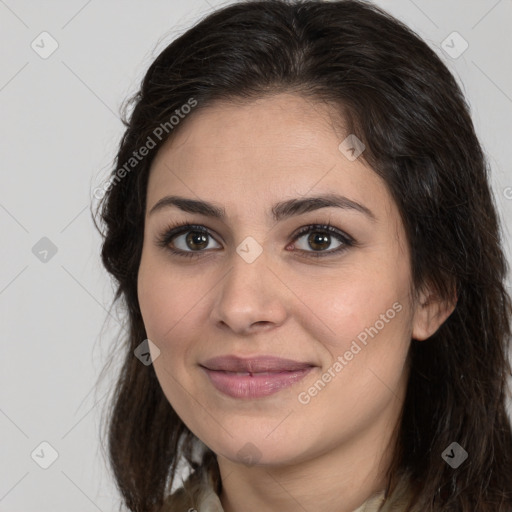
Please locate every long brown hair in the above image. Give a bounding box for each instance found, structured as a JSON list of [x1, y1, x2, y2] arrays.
[[93, 1, 512, 510]]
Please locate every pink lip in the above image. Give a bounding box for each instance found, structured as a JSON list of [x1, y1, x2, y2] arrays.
[[200, 355, 315, 399]]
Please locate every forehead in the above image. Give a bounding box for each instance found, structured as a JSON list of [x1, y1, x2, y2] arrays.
[[147, 93, 394, 222], [152, 94, 348, 170]]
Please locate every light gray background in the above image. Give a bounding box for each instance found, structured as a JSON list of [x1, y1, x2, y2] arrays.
[[1, 0, 511, 510]]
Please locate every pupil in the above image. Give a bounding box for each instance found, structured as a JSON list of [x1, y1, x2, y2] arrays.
[[309, 232, 330, 251], [187, 231, 208, 250]]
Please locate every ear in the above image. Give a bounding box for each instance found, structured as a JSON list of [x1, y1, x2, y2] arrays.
[[411, 283, 457, 341]]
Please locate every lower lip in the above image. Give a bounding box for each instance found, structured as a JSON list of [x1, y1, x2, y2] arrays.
[[201, 367, 314, 399]]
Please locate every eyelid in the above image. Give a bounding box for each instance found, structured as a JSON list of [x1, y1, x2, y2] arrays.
[[155, 221, 356, 259], [157, 223, 221, 253]]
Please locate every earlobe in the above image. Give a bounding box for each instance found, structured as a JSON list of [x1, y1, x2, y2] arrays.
[[411, 285, 457, 341]]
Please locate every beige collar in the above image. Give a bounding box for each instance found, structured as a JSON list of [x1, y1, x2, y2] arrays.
[[193, 478, 387, 512], [162, 467, 412, 512]]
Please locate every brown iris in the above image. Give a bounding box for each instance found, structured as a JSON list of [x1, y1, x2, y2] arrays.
[[308, 231, 330, 251], [186, 231, 209, 250]]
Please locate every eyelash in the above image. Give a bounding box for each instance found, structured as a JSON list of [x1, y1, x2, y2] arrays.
[[155, 221, 356, 259]]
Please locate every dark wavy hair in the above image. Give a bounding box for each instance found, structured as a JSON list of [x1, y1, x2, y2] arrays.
[[93, 0, 512, 510]]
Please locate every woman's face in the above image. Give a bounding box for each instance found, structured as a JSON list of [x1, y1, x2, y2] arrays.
[[137, 93, 428, 467]]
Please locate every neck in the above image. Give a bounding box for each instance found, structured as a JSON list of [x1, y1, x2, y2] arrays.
[[217, 396, 403, 512]]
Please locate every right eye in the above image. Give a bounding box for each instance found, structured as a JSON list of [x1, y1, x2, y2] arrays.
[[156, 223, 222, 258]]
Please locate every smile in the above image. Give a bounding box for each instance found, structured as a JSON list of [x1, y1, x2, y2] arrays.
[[200, 355, 316, 399]]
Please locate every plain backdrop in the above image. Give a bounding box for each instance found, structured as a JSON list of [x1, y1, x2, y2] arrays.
[[1, 0, 511, 510]]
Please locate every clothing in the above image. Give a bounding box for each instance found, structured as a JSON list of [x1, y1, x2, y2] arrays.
[[160, 465, 413, 512], [191, 484, 387, 512]]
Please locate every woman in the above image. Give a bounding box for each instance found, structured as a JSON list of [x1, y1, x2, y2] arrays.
[[94, 1, 512, 510]]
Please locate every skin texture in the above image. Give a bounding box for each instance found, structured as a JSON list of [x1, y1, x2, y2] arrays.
[[137, 93, 454, 512]]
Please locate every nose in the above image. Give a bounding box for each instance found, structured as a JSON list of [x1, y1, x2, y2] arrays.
[[210, 247, 288, 336]]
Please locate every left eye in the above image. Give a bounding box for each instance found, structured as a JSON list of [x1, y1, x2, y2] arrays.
[[287, 224, 355, 258], [293, 227, 347, 253]]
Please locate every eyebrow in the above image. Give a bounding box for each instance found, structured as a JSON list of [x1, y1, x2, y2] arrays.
[[148, 193, 376, 222]]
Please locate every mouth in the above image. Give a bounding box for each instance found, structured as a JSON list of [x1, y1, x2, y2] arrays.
[[199, 355, 316, 399]]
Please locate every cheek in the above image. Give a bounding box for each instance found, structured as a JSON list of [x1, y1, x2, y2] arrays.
[[137, 256, 201, 410], [293, 261, 410, 353], [319, 273, 412, 399], [137, 254, 191, 349]]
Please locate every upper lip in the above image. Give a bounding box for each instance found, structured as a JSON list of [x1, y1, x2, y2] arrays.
[[200, 355, 315, 373]]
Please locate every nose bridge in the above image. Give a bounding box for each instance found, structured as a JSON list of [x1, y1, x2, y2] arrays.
[[212, 238, 287, 333]]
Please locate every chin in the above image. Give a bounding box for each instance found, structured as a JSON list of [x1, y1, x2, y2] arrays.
[[208, 432, 312, 468]]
